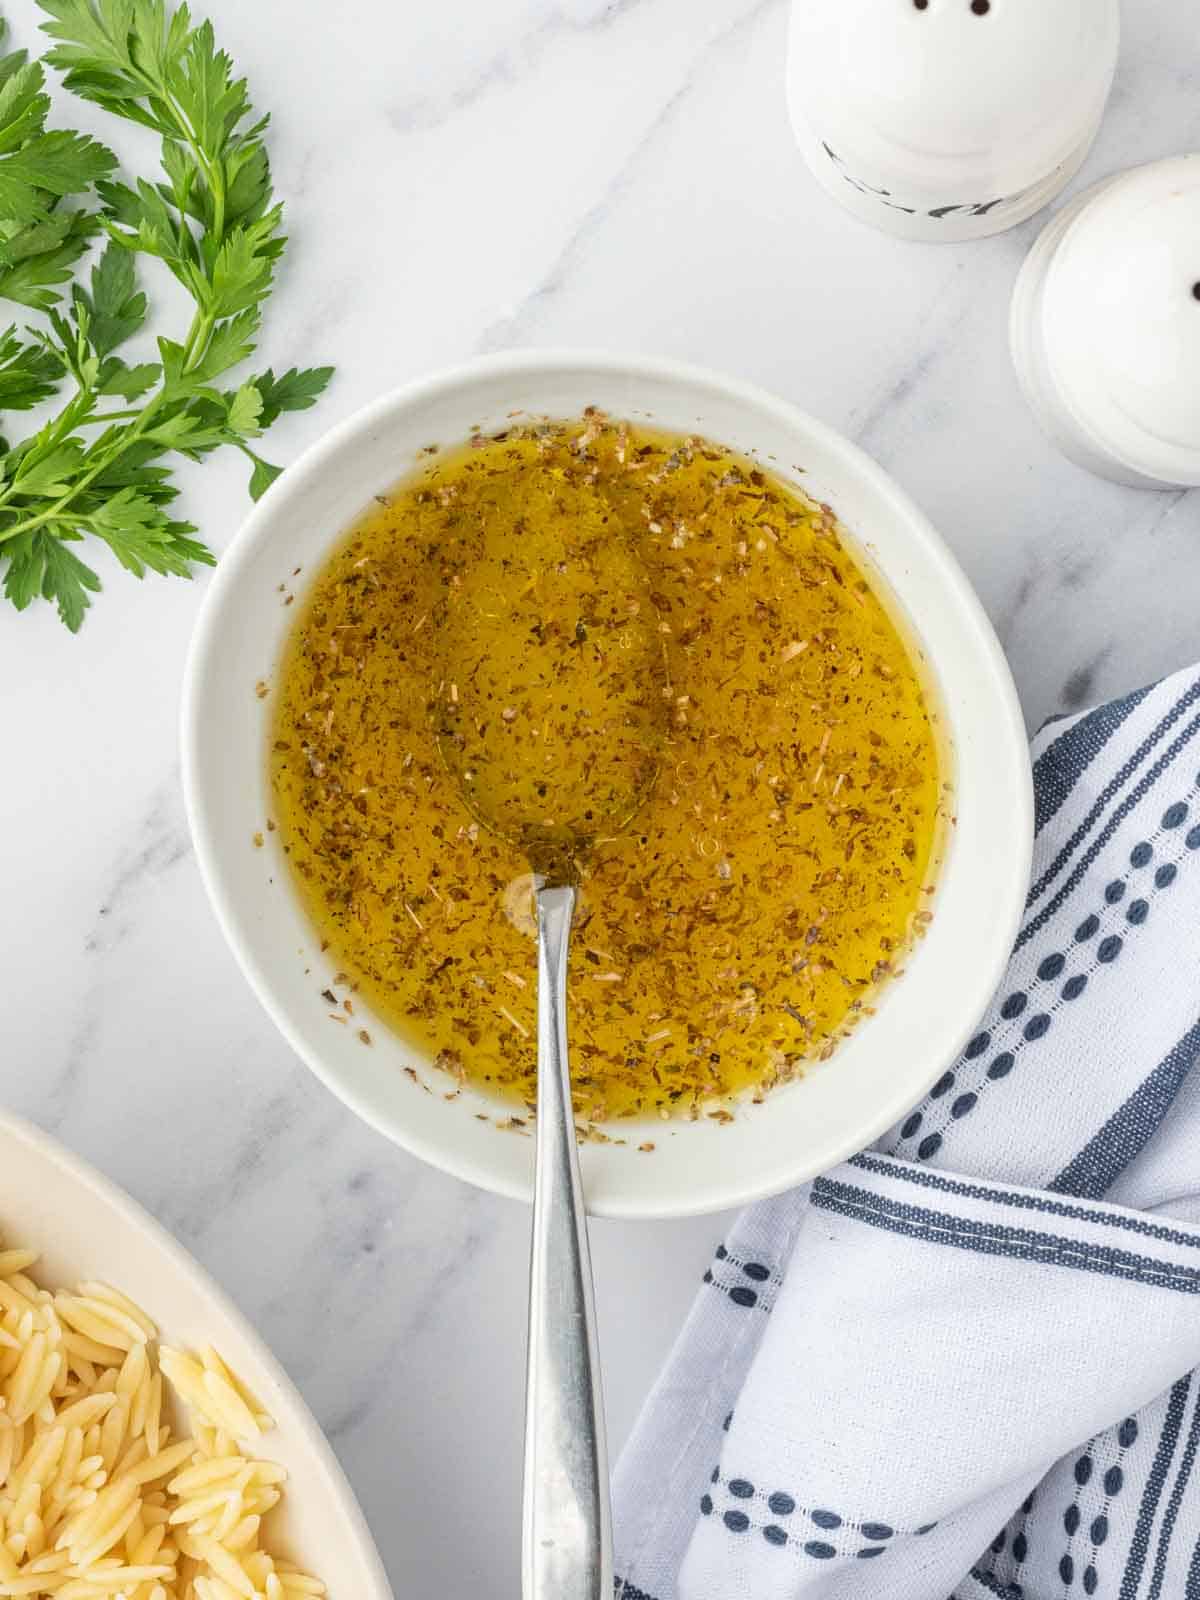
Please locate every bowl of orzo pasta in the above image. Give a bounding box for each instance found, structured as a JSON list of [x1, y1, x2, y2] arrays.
[[0, 1107, 392, 1600]]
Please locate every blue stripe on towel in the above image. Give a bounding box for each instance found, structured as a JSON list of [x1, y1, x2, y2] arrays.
[[1050, 1021, 1200, 1199], [1026, 675, 1200, 910], [848, 1155, 1200, 1251], [1186, 1521, 1200, 1596], [811, 1180, 1200, 1293], [1034, 684, 1155, 836], [1148, 1382, 1200, 1599], [1017, 709, 1200, 951], [1120, 1377, 1191, 1600]]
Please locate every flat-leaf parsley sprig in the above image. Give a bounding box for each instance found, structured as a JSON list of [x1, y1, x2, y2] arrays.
[[0, 0, 332, 630]]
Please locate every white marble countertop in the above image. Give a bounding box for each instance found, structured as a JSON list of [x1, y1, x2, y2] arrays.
[[1, 1, 1197, 1593]]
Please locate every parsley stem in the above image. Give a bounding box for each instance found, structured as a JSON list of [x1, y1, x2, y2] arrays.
[[181, 308, 215, 373], [0, 398, 163, 544], [0, 288, 217, 546], [110, 47, 228, 257]]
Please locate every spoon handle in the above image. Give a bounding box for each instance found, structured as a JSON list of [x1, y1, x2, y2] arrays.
[[523, 882, 612, 1600]]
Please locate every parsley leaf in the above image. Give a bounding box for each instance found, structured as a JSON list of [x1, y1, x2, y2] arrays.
[[5, 524, 101, 629], [254, 365, 335, 427], [245, 452, 281, 501], [0, 324, 63, 408], [76, 235, 145, 354], [0, 21, 113, 311], [0, 128, 114, 220]]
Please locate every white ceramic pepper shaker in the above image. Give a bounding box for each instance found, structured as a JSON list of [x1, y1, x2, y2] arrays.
[[787, 0, 1119, 242], [1010, 155, 1200, 491]]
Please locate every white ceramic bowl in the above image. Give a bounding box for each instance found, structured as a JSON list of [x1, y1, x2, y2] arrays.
[[0, 1107, 392, 1600], [182, 352, 1031, 1220]]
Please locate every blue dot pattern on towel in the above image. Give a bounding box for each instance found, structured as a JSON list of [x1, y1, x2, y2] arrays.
[[707, 1486, 931, 1564], [902, 766, 1200, 1173], [703, 1243, 786, 1316]]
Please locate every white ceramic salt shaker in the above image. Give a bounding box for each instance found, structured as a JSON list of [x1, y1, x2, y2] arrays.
[[1011, 155, 1200, 491], [787, 0, 1119, 242]]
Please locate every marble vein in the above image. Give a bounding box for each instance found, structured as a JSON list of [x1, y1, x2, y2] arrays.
[[476, 0, 783, 353], [37, 778, 193, 1132], [386, 0, 664, 139]]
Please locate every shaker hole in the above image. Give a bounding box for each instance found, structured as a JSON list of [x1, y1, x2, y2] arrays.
[[913, 0, 929, 9], [971, 0, 991, 12], [1192, 282, 1200, 302]]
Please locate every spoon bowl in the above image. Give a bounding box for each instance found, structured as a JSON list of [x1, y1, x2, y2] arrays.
[[432, 474, 667, 873]]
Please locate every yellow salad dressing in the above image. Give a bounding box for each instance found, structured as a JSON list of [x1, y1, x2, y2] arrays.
[[270, 414, 947, 1128]]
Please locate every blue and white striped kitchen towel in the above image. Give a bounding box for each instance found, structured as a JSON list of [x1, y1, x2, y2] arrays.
[[614, 661, 1200, 1600]]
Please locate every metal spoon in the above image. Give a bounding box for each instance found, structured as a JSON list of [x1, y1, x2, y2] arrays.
[[434, 485, 666, 1599]]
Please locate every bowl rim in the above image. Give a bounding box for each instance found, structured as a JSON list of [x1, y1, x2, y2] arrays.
[[0, 1104, 394, 1600], [182, 348, 1033, 1218]]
